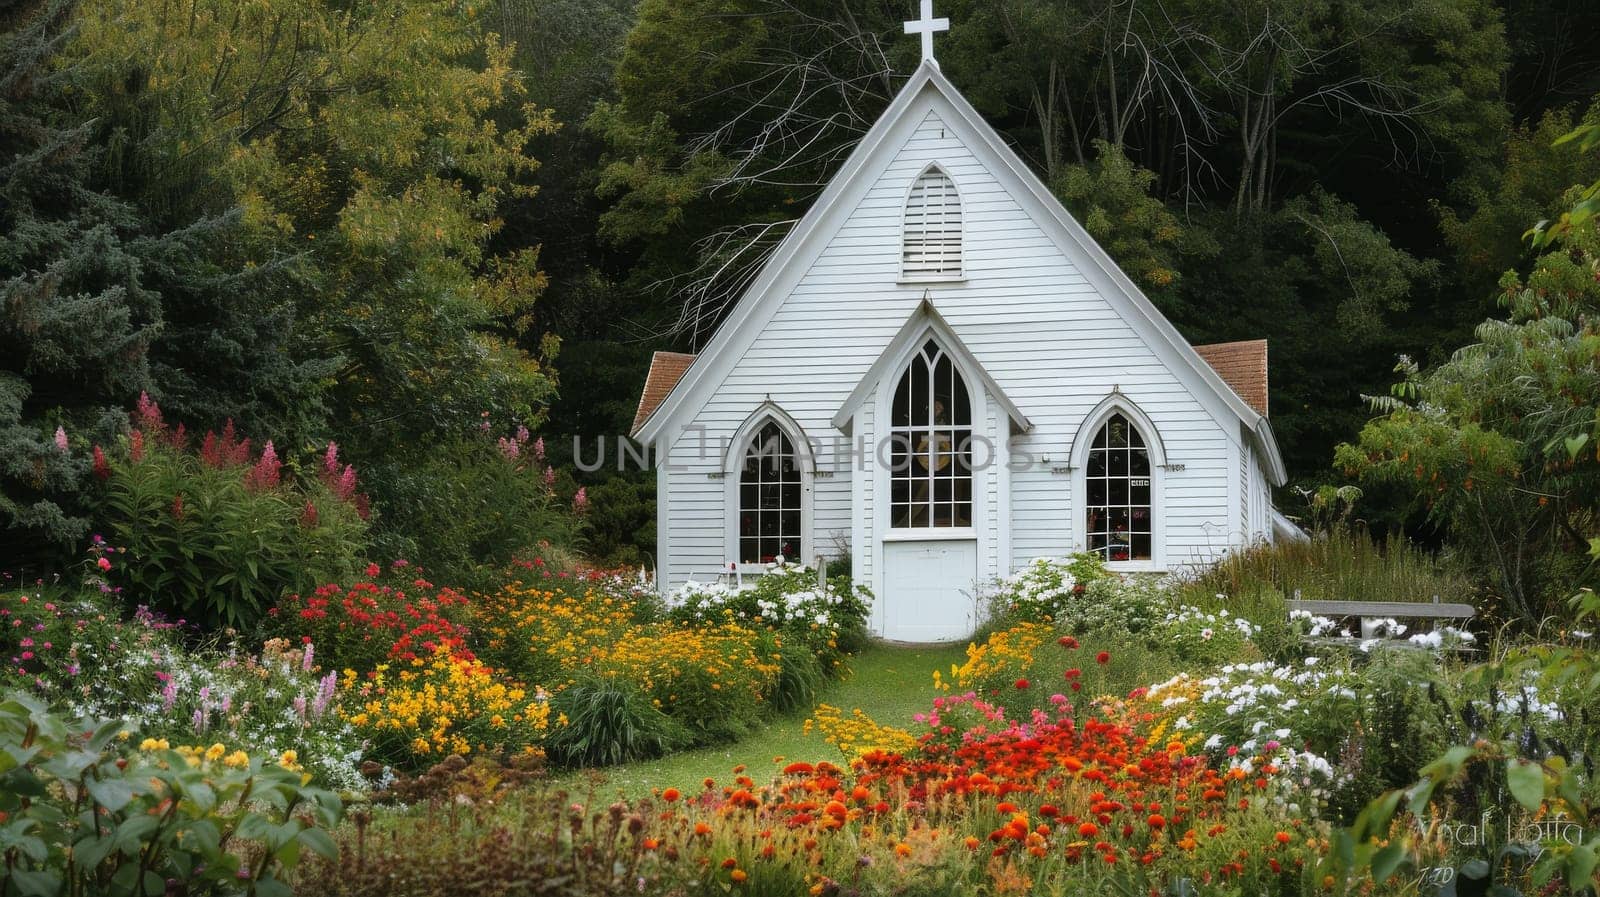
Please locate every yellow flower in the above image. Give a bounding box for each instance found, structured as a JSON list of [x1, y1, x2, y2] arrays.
[[204, 743, 226, 762], [279, 749, 299, 768], [223, 750, 250, 769]]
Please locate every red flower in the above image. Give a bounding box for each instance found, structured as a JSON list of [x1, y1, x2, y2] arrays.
[[1096, 651, 1111, 665], [91, 446, 110, 480], [1058, 635, 1079, 649], [1014, 678, 1030, 690], [1078, 822, 1098, 838], [365, 563, 381, 578]]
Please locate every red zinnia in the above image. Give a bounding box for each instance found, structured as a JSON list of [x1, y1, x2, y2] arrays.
[[1096, 651, 1110, 665], [1014, 678, 1030, 690], [1058, 635, 1079, 649]]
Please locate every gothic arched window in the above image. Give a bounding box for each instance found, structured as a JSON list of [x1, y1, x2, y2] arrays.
[[738, 421, 803, 563], [1084, 413, 1153, 561], [902, 166, 963, 280], [889, 339, 973, 528]]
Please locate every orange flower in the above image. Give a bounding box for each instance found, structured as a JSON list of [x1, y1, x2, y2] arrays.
[[963, 836, 981, 850], [662, 787, 680, 802], [1275, 831, 1291, 844], [730, 869, 748, 884], [1078, 822, 1099, 838], [694, 822, 713, 836], [642, 838, 659, 850], [894, 842, 912, 858]]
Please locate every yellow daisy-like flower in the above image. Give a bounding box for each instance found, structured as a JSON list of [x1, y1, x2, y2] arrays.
[[223, 750, 250, 769], [279, 749, 300, 769], [204, 743, 226, 762]]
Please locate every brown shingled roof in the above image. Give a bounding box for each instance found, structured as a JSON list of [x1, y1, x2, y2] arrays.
[[632, 351, 697, 435], [1193, 339, 1269, 417]]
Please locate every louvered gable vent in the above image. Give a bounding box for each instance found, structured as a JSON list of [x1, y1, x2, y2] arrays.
[[902, 165, 962, 280]]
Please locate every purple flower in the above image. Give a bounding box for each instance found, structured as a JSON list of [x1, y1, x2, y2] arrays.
[[312, 672, 337, 717]]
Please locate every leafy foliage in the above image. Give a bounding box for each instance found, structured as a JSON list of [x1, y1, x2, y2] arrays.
[[0, 692, 343, 897], [1334, 207, 1600, 621], [102, 405, 367, 630]]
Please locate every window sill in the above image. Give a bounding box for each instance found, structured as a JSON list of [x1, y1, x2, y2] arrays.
[[1103, 560, 1166, 574], [897, 275, 966, 286], [882, 528, 977, 542]]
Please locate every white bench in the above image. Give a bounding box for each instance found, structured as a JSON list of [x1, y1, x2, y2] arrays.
[[1287, 596, 1475, 647]]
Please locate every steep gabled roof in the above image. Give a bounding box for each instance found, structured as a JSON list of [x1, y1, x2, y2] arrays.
[[1194, 340, 1269, 417], [631, 59, 1286, 486], [631, 351, 696, 436]]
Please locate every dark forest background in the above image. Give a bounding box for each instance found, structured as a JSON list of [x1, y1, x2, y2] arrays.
[[5, 0, 1600, 572]]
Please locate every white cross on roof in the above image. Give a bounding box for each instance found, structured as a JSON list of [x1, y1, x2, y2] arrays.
[[904, 0, 950, 67]]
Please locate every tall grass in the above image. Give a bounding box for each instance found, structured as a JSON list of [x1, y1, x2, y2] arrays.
[[1186, 528, 1475, 606]]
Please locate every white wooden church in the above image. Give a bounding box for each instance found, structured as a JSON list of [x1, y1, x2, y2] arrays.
[[631, 5, 1299, 642]]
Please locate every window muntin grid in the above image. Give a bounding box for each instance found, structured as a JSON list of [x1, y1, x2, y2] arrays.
[[1084, 413, 1153, 562], [889, 339, 973, 528], [738, 421, 803, 563]]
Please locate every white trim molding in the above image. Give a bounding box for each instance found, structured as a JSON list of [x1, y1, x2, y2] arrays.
[[1069, 394, 1167, 572], [723, 402, 816, 567]]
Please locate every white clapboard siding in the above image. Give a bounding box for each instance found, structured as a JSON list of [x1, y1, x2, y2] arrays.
[[658, 93, 1264, 592]]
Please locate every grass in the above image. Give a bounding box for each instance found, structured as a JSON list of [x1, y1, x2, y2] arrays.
[[1187, 527, 1475, 605], [552, 640, 969, 797]]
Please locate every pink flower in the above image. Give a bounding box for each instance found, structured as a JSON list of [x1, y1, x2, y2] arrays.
[[135, 391, 164, 431], [365, 563, 381, 578], [533, 436, 545, 462], [247, 441, 281, 491], [542, 466, 555, 489], [97, 557, 112, 572], [573, 487, 589, 514], [498, 437, 521, 460], [300, 501, 319, 528], [337, 465, 358, 501], [323, 442, 340, 478], [129, 430, 145, 463], [53, 426, 68, 452]]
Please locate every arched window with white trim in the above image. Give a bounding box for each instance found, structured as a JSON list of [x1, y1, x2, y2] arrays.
[[1084, 413, 1154, 562], [889, 338, 973, 528], [737, 420, 804, 564], [902, 165, 963, 280]]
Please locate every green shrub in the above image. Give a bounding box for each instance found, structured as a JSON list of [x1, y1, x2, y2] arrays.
[[665, 561, 871, 676], [363, 429, 578, 588], [0, 692, 343, 896], [544, 677, 688, 767], [99, 401, 367, 629], [979, 554, 1108, 626]]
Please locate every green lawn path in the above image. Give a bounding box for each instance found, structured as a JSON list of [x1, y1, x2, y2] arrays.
[[556, 641, 969, 798]]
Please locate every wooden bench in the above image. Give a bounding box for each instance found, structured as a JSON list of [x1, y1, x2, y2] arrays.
[[1286, 596, 1475, 647]]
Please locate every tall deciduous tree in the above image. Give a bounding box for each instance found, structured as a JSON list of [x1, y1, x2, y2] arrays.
[[68, 0, 562, 458], [1336, 190, 1599, 621]]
